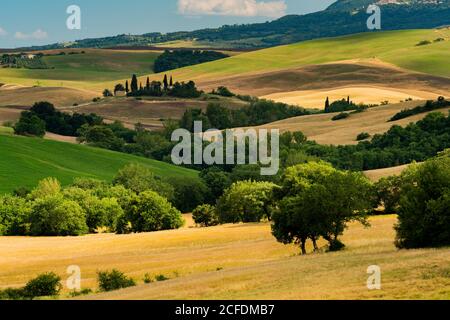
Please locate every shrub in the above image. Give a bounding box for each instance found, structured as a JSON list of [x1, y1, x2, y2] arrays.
[[121, 191, 184, 233], [97, 270, 136, 292], [143, 274, 153, 284], [217, 181, 278, 223], [23, 272, 62, 299], [155, 274, 169, 282], [103, 89, 113, 97], [0, 288, 27, 300], [331, 112, 350, 121], [395, 156, 450, 249], [69, 288, 93, 297], [192, 204, 219, 227], [212, 86, 235, 97], [357, 132, 371, 141], [29, 195, 88, 236]]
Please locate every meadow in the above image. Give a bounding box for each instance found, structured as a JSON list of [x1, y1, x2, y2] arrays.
[[118, 29, 450, 92], [2, 29, 449, 96], [0, 134, 198, 194], [0, 49, 161, 88], [0, 215, 448, 300]]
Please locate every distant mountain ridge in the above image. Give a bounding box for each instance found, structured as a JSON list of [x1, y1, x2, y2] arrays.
[[12, 0, 450, 51]]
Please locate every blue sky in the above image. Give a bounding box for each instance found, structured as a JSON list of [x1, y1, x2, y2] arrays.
[[0, 0, 336, 48]]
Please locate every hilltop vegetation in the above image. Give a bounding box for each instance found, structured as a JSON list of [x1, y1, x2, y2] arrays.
[[15, 0, 450, 50], [153, 50, 229, 73]]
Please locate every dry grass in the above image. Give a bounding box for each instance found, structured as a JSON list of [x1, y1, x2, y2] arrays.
[[1, 215, 449, 300], [197, 60, 450, 99], [229, 101, 450, 145], [60, 96, 248, 130], [263, 86, 441, 109], [0, 86, 96, 108], [364, 164, 412, 182]]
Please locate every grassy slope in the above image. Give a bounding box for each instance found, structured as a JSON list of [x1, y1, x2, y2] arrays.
[[0, 134, 198, 194], [114, 29, 450, 91], [1, 30, 448, 93], [0, 49, 160, 88], [1, 215, 448, 299]]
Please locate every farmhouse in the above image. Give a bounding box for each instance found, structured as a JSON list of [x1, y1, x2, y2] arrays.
[[20, 54, 36, 59]]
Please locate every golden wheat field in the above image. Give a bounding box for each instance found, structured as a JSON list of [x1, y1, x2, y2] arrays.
[[0, 215, 449, 300]]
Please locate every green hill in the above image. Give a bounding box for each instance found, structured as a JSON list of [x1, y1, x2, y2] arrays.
[[0, 49, 161, 88], [107, 29, 450, 94], [0, 134, 198, 194]]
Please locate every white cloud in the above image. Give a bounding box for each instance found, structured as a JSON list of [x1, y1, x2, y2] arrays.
[[14, 29, 48, 40], [178, 0, 287, 18], [0, 27, 7, 36]]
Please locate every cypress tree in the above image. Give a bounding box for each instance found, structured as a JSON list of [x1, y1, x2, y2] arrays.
[[131, 74, 138, 92], [125, 80, 129, 93], [347, 96, 350, 104], [170, 76, 173, 87], [146, 77, 150, 90], [163, 74, 168, 91], [325, 97, 330, 112]]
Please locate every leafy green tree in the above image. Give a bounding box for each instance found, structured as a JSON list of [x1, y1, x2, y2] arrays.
[[77, 125, 125, 151], [192, 204, 219, 227], [395, 156, 450, 249], [375, 175, 403, 213], [29, 177, 61, 200], [0, 195, 31, 236], [120, 191, 183, 233], [272, 162, 373, 253], [217, 181, 278, 223], [200, 168, 231, 203], [63, 187, 123, 232], [29, 195, 88, 236], [113, 163, 174, 199], [168, 177, 208, 213], [14, 111, 46, 137], [206, 103, 232, 129]]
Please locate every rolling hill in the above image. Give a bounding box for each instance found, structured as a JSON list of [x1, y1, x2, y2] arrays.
[[0, 133, 198, 194], [1, 215, 448, 299], [94, 29, 450, 97], [203, 100, 450, 145], [0, 49, 161, 89]]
